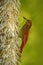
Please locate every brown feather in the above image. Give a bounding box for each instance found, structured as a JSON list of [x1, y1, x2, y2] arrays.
[[20, 17, 32, 53]]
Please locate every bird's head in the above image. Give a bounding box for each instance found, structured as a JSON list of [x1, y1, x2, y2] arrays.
[[23, 17, 32, 29]]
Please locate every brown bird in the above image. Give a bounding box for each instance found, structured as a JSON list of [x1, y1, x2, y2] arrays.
[[19, 17, 32, 53]]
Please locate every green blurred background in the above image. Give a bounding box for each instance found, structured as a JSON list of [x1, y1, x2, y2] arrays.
[[19, 0, 43, 65]]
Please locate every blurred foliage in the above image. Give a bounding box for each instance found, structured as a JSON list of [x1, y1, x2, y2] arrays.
[[19, 0, 43, 65]]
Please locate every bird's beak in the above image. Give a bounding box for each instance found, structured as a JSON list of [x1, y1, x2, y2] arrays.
[[23, 16, 32, 28], [23, 17, 28, 21]]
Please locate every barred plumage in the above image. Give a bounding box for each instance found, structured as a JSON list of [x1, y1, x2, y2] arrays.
[[0, 0, 21, 65]]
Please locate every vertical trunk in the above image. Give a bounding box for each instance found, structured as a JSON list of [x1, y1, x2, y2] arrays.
[[0, 0, 20, 65]]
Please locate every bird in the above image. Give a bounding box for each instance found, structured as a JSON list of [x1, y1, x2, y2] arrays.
[[19, 17, 32, 53]]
